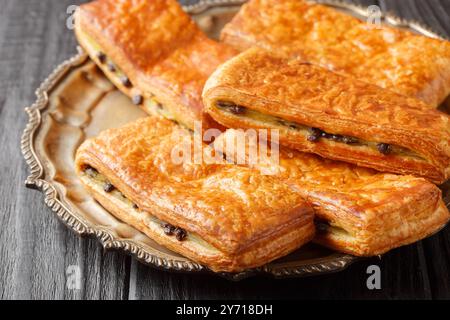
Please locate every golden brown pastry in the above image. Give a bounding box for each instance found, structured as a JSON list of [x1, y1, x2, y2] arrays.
[[221, 0, 450, 108], [75, 116, 315, 272], [215, 129, 450, 256], [74, 0, 236, 130], [203, 48, 450, 184]]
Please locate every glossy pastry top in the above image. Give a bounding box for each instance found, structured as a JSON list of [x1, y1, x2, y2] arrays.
[[203, 48, 450, 183], [221, 0, 450, 107], [75, 116, 313, 255], [216, 129, 444, 222], [215, 129, 450, 255], [76, 0, 236, 129]]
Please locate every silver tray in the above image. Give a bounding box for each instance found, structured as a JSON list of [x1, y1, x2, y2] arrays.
[[21, 0, 450, 281]]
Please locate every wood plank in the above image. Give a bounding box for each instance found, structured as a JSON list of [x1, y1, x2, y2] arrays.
[[422, 225, 450, 299], [0, 0, 129, 300], [379, 0, 450, 300], [379, 0, 450, 37], [129, 245, 432, 299]]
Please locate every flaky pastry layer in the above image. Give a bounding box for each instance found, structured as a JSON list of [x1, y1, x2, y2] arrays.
[[203, 48, 450, 184], [75, 116, 315, 272], [75, 0, 236, 130], [221, 0, 450, 108], [215, 129, 450, 256]]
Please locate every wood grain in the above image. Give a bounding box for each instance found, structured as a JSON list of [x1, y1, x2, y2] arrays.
[[380, 0, 450, 37], [377, 0, 450, 300], [0, 0, 449, 300], [0, 0, 129, 300]]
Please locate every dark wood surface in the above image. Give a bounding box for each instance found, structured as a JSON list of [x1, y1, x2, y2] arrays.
[[1, 0, 449, 300]]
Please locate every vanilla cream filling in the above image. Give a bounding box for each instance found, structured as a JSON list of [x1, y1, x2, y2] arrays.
[[77, 29, 128, 80], [77, 29, 180, 123], [215, 102, 425, 160], [80, 167, 220, 254]]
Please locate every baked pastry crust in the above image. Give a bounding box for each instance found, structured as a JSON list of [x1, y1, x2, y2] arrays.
[[215, 129, 450, 256], [203, 48, 450, 184], [221, 0, 450, 108], [75, 0, 236, 130], [75, 116, 314, 272]]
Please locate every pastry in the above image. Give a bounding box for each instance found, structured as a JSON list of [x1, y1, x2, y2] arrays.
[[203, 48, 450, 184], [75, 116, 315, 272], [215, 129, 450, 256], [74, 0, 236, 130], [221, 0, 450, 108]]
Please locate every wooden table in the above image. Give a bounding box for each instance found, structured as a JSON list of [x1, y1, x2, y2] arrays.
[[1, 0, 449, 300]]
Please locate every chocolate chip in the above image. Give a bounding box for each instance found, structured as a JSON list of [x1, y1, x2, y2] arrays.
[[107, 62, 116, 72], [96, 52, 106, 64], [103, 182, 115, 193], [321, 132, 333, 139], [156, 102, 163, 110], [329, 134, 343, 142], [84, 166, 98, 177], [161, 222, 187, 240], [307, 127, 322, 142], [120, 76, 132, 87], [307, 134, 320, 142], [162, 223, 175, 236], [217, 101, 246, 114], [132, 95, 143, 105], [316, 223, 329, 234], [174, 227, 187, 241], [377, 143, 392, 155], [229, 105, 246, 114], [133, 204, 139, 209], [342, 136, 359, 144], [309, 128, 322, 135]]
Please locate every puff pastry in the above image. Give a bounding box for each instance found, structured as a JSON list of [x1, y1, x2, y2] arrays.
[[75, 116, 315, 272], [203, 48, 450, 184], [221, 0, 450, 108], [74, 0, 236, 130], [215, 129, 450, 256]]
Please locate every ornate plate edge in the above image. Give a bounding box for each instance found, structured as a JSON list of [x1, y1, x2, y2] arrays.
[[222, 254, 359, 281], [20, 0, 445, 280]]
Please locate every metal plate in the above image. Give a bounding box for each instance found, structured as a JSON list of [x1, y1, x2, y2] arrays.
[[21, 0, 449, 280]]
